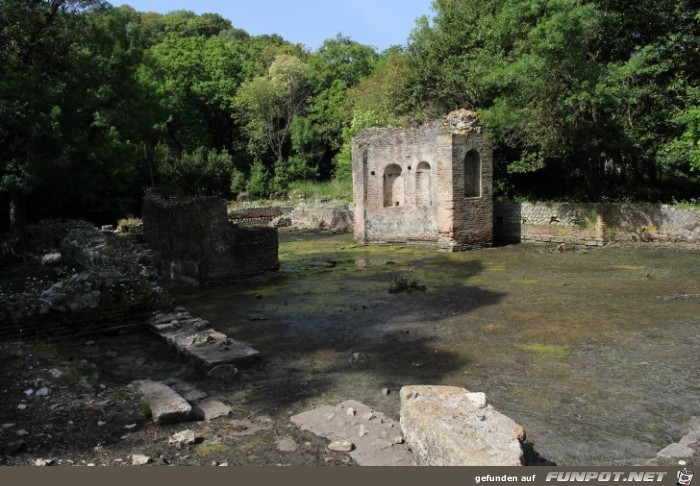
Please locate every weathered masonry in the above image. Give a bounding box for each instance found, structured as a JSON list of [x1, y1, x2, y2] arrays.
[[352, 110, 493, 251], [143, 196, 279, 287]]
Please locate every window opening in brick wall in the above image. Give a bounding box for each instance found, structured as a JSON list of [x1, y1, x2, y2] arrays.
[[383, 164, 404, 207], [464, 150, 481, 198]]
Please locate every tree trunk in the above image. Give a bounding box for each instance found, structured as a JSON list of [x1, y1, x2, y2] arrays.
[[9, 188, 30, 257]]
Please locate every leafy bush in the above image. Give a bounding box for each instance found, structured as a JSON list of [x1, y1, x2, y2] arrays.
[[156, 145, 235, 197], [245, 160, 271, 199]]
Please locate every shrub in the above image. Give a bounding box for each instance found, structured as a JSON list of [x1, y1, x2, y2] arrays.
[[389, 272, 427, 294]]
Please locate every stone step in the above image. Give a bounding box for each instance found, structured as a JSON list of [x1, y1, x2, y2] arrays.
[[134, 380, 192, 425], [149, 310, 259, 372], [291, 400, 414, 466]]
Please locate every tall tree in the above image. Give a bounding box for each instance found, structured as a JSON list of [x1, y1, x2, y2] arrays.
[[0, 0, 109, 254], [234, 54, 310, 181], [293, 35, 378, 179]]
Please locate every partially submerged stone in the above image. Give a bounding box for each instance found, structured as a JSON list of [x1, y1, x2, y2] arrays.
[[134, 380, 192, 425], [400, 385, 525, 466], [207, 364, 238, 381]]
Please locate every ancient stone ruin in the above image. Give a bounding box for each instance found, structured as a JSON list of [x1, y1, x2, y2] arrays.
[[351, 109, 493, 251], [142, 196, 279, 287]]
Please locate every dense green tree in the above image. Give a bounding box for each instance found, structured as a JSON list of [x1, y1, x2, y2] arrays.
[[154, 145, 234, 196], [405, 0, 700, 200], [138, 26, 297, 192], [234, 54, 310, 187], [0, 0, 149, 253], [334, 48, 412, 179], [292, 36, 378, 180]]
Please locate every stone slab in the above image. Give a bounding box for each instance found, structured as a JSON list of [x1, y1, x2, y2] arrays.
[[149, 312, 259, 371], [192, 400, 231, 421], [400, 385, 525, 466], [290, 400, 414, 466], [183, 339, 259, 370], [135, 380, 192, 425]]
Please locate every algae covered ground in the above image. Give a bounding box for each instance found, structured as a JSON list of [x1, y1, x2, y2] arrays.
[[172, 230, 700, 466]]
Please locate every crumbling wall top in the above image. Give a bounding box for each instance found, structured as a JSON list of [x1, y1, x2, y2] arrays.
[[353, 109, 483, 146], [442, 109, 483, 135]]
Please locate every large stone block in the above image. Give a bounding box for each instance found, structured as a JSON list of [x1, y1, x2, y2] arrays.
[[400, 385, 525, 466], [135, 380, 192, 425]]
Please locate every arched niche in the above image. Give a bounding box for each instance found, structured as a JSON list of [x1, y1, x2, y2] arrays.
[[383, 164, 404, 207], [415, 161, 432, 207]]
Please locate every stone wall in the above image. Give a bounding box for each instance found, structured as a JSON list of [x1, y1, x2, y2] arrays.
[[601, 203, 700, 243], [495, 202, 700, 245], [352, 114, 493, 251], [228, 206, 293, 225], [287, 202, 354, 233], [229, 202, 353, 233], [142, 196, 279, 287]]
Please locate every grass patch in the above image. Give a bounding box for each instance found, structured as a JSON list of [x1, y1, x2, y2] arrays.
[[234, 436, 267, 455], [195, 442, 229, 458], [518, 343, 571, 360], [287, 179, 352, 203], [614, 265, 645, 271], [117, 218, 143, 233], [58, 365, 100, 391], [485, 263, 507, 272], [140, 400, 152, 419], [389, 272, 427, 294]]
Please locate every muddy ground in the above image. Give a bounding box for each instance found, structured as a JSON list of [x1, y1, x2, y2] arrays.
[[1, 230, 699, 466]]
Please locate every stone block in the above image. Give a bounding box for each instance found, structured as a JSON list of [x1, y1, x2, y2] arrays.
[[400, 385, 525, 466], [135, 380, 192, 425], [192, 400, 231, 421]]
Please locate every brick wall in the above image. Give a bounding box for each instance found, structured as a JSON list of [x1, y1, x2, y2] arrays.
[[447, 134, 493, 250], [142, 196, 279, 287]]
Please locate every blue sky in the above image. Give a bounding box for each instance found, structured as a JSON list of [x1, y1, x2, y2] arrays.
[[116, 0, 434, 51]]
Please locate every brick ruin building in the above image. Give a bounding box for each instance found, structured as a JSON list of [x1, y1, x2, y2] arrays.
[[351, 110, 493, 251], [142, 196, 279, 286]]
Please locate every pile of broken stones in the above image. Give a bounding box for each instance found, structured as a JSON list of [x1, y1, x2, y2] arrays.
[[0, 224, 164, 323]]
